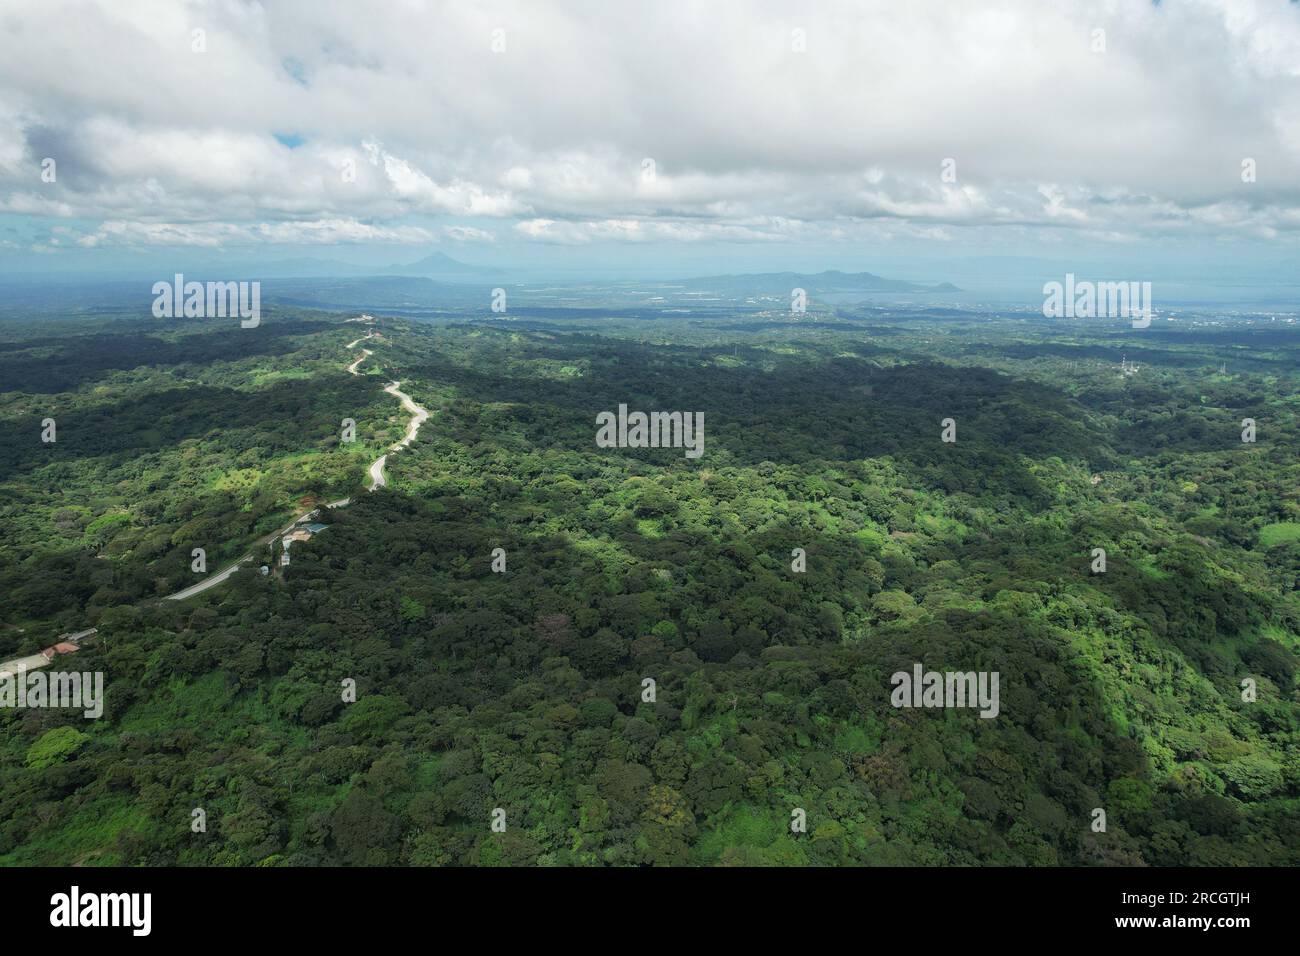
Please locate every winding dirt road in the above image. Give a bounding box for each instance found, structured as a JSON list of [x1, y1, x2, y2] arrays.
[[367, 454, 389, 490], [3, 323, 432, 671], [163, 324, 428, 600], [366, 383, 429, 489], [346, 348, 372, 375]]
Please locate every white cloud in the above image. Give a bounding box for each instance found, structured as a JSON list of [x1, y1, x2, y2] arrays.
[[514, 218, 785, 244], [76, 218, 436, 247], [0, 0, 1299, 250], [441, 225, 496, 243]]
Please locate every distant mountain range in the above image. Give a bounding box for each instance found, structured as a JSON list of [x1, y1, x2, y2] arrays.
[[249, 251, 501, 281], [0, 247, 959, 297], [240, 259, 958, 294], [663, 270, 960, 295], [0, 255, 960, 315], [258, 265, 960, 315]]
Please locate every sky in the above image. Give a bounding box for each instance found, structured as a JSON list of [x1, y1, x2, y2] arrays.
[[2, 0, 1300, 297]]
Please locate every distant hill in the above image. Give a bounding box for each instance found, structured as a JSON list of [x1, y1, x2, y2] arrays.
[[666, 269, 960, 295], [235, 252, 502, 281], [381, 252, 500, 280], [253, 257, 371, 277]]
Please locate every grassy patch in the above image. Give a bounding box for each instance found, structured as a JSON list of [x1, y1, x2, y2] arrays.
[[0, 798, 148, 866], [1259, 522, 1300, 549], [696, 804, 789, 863]]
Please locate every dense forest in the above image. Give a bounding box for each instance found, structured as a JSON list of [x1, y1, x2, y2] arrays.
[[0, 305, 1297, 865]]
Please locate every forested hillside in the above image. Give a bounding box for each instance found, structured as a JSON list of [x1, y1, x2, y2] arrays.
[[0, 316, 406, 635], [1, 309, 1297, 865]]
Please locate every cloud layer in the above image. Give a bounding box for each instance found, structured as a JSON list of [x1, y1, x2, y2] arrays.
[[3, 0, 1300, 253]]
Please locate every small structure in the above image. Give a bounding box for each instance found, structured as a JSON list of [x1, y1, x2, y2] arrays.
[[1090, 474, 1103, 486], [281, 521, 328, 552], [40, 642, 80, 663], [279, 518, 329, 569]]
